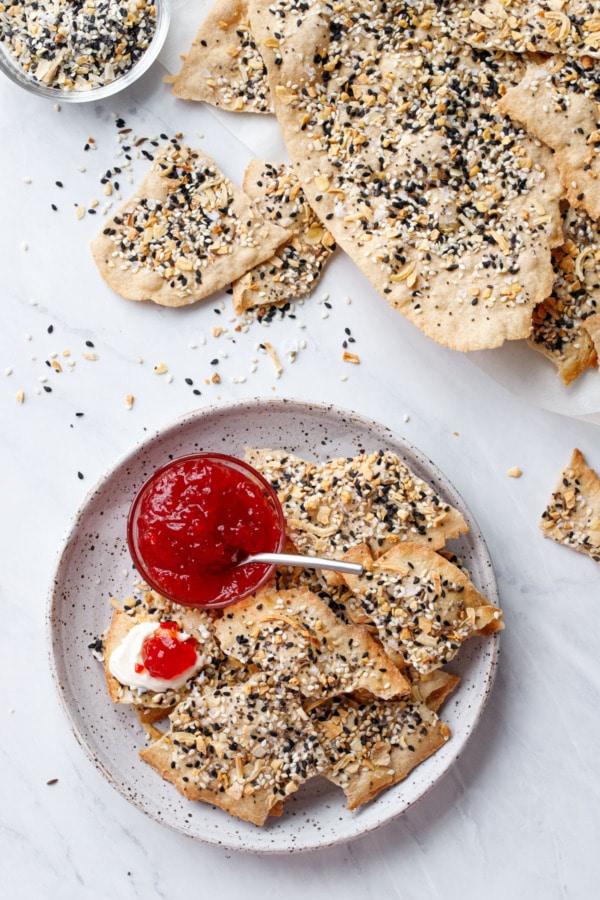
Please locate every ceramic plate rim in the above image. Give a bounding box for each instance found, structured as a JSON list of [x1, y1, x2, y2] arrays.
[[46, 397, 500, 854]]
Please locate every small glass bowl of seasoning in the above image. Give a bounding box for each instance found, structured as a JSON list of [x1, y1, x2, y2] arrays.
[[127, 453, 286, 609], [0, 0, 170, 102]]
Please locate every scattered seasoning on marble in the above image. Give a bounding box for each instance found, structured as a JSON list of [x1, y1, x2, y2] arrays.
[[46, 778, 58, 786], [77, 471, 84, 480], [0, 1, 158, 93]]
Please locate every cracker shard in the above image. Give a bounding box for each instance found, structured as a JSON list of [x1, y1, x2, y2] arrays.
[[245, 447, 468, 561], [540, 448, 600, 563], [173, 0, 273, 113], [310, 694, 450, 810], [91, 143, 288, 307], [215, 585, 411, 699], [232, 159, 336, 314], [250, 0, 563, 350], [140, 673, 327, 826], [340, 542, 503, 674], [529, 206, 600, 385]]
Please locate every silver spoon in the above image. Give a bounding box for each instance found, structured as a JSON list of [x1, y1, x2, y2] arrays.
[[236, 551, 363, 576]]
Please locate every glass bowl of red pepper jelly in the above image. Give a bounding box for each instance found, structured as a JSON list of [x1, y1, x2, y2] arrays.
[[127, 453, 285, 609]]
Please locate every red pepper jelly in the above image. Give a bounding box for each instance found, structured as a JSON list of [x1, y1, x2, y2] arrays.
[[140, 621, 198, 680], [127, 453, 285, 608]]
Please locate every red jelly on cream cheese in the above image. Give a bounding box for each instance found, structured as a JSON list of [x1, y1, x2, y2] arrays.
[[128, 453, 285, 608], [140, 621, 198, 680]]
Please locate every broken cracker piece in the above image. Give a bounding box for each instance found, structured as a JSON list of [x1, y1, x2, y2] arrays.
[[140, 673, 326, 825], [245, 448, 468, 564], [340, 542, 503, 674], [540, 448, 600, 563], [91, 143, 288, 307], [232, 159, 336, 314], [310, 693, 450, 810], [215, 584, 411, 699], [173, 0, 272, 113]]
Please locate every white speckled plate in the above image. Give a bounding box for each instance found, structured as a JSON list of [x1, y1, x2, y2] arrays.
[[47, 398, 500, 854]]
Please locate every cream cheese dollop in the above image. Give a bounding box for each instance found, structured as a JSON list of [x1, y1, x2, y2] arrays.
[[108, 621, 202, 692]]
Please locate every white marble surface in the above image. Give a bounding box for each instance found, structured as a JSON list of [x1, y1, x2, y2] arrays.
[[1, 8, 599, 897]]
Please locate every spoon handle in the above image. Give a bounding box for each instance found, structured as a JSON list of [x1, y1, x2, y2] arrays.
[[245, 552, 363, 576]]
